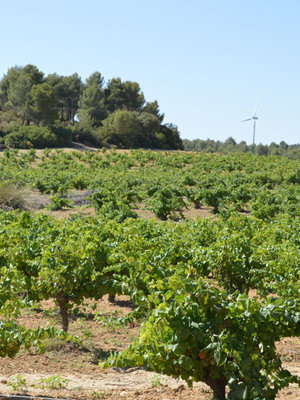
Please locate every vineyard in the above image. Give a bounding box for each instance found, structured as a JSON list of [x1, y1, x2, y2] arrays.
[[0, 148, 299, 400]]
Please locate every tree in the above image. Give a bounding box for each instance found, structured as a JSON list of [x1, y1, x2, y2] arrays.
[[26, 83, 58, 125], [224, 137, 237, 153], [98, 110, 143, 148], [0, 68, 17, 110], [269, 142, 280, 156], [279, 140, 288, 151], [3, 65, 44, 124], [143, 100, 164, 122], [48, 73, 82, 124], [78, 72, 107, 129], [256, 143, 269, 156], [236, 140, 249, 153], [136, 112, 160, 148], [104, 78, 145, 113], [46, 73, 67, 121], [97, 109, 178, 149], [156, 123, 183, 150], [7, 73, 32, 124]]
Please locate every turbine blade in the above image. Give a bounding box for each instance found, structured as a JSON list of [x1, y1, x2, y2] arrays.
[[252, 100, 259, 117], [240, 117, 252, 122]]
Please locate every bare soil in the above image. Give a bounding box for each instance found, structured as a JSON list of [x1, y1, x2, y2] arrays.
[[1, 296, 299, 400]]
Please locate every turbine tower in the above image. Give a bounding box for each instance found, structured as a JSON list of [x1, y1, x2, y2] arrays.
[[240, 103, 259, 145]]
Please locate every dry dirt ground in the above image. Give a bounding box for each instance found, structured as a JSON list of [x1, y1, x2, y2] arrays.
[[0, 296, 299, 400]]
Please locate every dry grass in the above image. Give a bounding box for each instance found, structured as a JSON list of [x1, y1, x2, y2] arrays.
[[0, 182, 31, 211]]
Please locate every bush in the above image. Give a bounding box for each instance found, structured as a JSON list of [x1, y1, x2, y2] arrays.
[[47, 195, 74, 211], [92, 190, 137, 222], [78, 128, 103, 147], [50, 126, 73, 146], [147, 186, 186, 220], [103, 280, 300, 400], [5, 126, 58, 149], [4, 125, 73, 149]]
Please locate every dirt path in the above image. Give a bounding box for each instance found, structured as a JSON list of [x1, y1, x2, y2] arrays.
[[0, 367, 299, 400]]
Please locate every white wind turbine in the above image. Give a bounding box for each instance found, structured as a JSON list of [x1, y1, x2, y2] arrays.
[[240, 103, 259, 145]]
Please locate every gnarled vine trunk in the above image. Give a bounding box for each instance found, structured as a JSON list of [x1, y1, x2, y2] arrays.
[[56, 294, 69, 332], [108, 294, 116, 303], [204, 375, 227, 400]]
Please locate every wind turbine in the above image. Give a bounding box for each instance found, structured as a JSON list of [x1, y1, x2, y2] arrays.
[[240, 103, 259, 145]]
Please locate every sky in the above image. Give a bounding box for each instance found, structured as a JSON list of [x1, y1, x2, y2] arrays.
[[1, 0, 300, 145]]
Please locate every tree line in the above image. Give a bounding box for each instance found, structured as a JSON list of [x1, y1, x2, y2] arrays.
[[183, 137, 300, 159], [0, 65, 183, 150]]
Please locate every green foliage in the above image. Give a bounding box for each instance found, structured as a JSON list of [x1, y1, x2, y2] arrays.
[[98, 110, 143, 148], [47, 194, 74, 211], [207, 215, 264, 293], [158, 123, 183, 150], [102, 280, 300, 400], [26, 82, 58, 124], [104, 78, 145, 113], [5, 126, 57, 148], [146, 186, 186, 220], [50, 125, 74, 146], [3, 65, 44, 124], [0, 320, 62, 359], [184, 137, 300, 159], [78, 71, 107, 129], [201, 186, 229, 214], [0, 147, 299, 391], [4, 125, 73, 149], [150, 374, 162, 387], [0, 64, 183, 150], [91, 184, 138, 222], [143, 100, 164, 122], [8, 374, 27, 391], [34, 375, 69, 389]]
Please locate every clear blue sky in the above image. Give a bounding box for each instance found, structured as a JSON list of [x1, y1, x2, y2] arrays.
[[1, 0, 300, 144]]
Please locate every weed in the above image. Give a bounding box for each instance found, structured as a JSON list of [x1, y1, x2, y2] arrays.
[[43, 338, 68, 352], [73, 317, 93, 341], [94, 310, 124, 332], [42, 306, 59, 319], [92, 391, 106, 399], [47, 352, 59, 362], [113, 340, 123, 348], [282, 355, 292, 362], [43, 148, 51, 157], [8, 374, 27, 391], [34, 375, 69, 389], [151, 374, 162, 387], [90, 348, 112, 364], [72, 360, 85, 369]]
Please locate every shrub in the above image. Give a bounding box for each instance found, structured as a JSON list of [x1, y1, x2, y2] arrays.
[[4, 125, 73, 149], [47, 195, 74, 211], [103, 280, 300, 400], [5, 126, 57, 149], [51, 126, 74, 146], [78, 128, 103, 147], [147, 186, 186, 220]]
